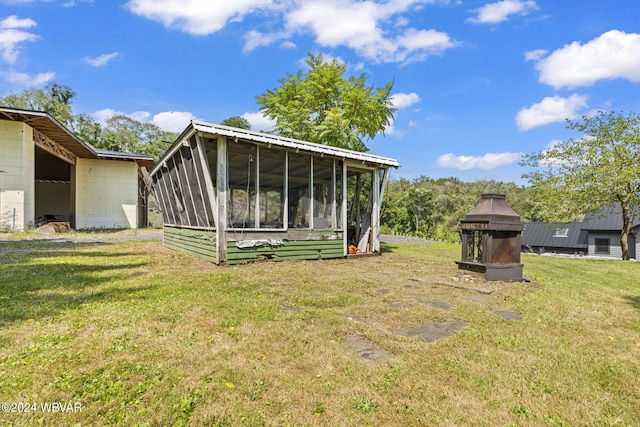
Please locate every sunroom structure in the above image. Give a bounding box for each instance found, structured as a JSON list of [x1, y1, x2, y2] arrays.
[[150, 121, 399, 265]]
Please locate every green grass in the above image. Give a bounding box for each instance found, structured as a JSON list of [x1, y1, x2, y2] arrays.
[[0, 237, 639, 426]]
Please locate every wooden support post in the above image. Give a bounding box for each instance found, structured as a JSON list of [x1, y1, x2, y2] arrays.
[[217, 136, 228, 263]]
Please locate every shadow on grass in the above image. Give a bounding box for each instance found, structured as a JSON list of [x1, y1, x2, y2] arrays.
[[380, 243, 400, 254], [0, 240, 156, 327], [623, 295, 640, 312]]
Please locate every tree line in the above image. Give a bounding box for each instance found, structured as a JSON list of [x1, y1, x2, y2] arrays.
[[381, 176, 532, 242]]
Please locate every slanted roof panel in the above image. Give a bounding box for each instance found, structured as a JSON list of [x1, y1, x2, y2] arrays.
[[153, 120, 399, 176], [582, 204, 640, 231], [0, 107, 97, 158], [0, 107, 155, 168], [192, 121, 399, 167], [522, 222, 588, 250], [94, 149, 155, 170]]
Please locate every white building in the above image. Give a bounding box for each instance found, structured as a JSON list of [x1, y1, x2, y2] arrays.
[[0, 107, 155, 231]]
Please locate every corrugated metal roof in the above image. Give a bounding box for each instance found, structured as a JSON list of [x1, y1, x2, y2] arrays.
[[1, 107, 97, 158], [153, 120, 399, 175], [582, 204, 640, 231], [192, 121, 399, 167], [522, 222, 588, 250], [0, 107, 155, 168], [94, 148, 155, 170]]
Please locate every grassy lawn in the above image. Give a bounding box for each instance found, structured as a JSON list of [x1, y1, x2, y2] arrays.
[[0, 235, 639, 426]]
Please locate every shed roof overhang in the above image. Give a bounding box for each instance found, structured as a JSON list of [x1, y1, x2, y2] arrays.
[[0, 107, 155, 169], [152, 120, 400, 175]]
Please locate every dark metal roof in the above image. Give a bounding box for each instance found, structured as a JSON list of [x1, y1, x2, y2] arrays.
[[582, 204, 640, 231], [0, 107, 154, 169], [522, 222, 588, 250], [94, 149, 155, 170]]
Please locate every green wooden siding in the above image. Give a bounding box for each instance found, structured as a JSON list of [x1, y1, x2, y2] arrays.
[[164, 226, 217, 263], [226, 238, 344, 265]]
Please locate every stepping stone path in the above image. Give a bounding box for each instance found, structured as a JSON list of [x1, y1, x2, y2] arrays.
[[413, 297, 451, 310], [395, 320, 467, 343], [344, 335, 394, 364], [494, 310, 522, 321]]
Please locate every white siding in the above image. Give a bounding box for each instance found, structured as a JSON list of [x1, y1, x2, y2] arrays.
[[0, 120, 34, 231], [75, 158, 139, 229]]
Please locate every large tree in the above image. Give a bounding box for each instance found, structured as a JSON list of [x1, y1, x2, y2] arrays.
[[257, 53, 395, 152], [522, 110, 640, 260]]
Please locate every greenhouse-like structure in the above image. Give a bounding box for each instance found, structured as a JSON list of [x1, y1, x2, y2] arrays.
[[150, 121, 399, 265]]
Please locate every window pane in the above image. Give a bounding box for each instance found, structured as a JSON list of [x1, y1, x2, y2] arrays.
[[595, 238, 610, 254], [259, 147, 285, 228], [288, 152, 310, 228], [313, 157, 333, 229], [228, 141, 257, 228]]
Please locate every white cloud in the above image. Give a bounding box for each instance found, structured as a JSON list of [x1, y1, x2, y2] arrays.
[[467, 0, 538, 24], [125, 0, 271, 36], [390, 92, 420, 109], [241, 111, 275, 132], [152, 111, 196, 133], [84, 51, 120, 67], [515, 94, 588, 131], [531, 30, 640, 89], [524, 48, 546, 61], [0, 15, 38, 64], [92, 109, 196, 132], [283, 1, 457, 63], [436, 152, 524, 170], [1, 70, 54, 85], [126, 0, 457, 64], [91, 108, 150, 125]]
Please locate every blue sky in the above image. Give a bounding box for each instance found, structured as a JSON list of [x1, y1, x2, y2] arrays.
[[1, 0, 639, 184]]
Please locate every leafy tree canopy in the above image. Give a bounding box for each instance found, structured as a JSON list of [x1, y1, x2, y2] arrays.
[[0, 82, 75, 127], [99, 114, 175, 160], [521, 110, 640, 260], [257, 53, 395, 152], [221, 116, 251, 130]]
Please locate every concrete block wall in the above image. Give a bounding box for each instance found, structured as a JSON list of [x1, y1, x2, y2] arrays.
[[0, 120, 34, 231], [75, 158, 139, 229]]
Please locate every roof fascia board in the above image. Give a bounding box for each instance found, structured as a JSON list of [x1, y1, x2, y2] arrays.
[[191, 120, 399, 168], [0, 107, 98, 158]]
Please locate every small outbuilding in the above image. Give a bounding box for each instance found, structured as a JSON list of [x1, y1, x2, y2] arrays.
[[150, 121, 399, 265], [0, 107, 155, 231]]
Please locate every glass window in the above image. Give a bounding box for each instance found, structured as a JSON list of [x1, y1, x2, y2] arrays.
[[259, 147, 285, 228], [553, 228, 569, 237], [228, 141, 257, 228], [288, 152, 311, 228], [595, 238, 610, 255]]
